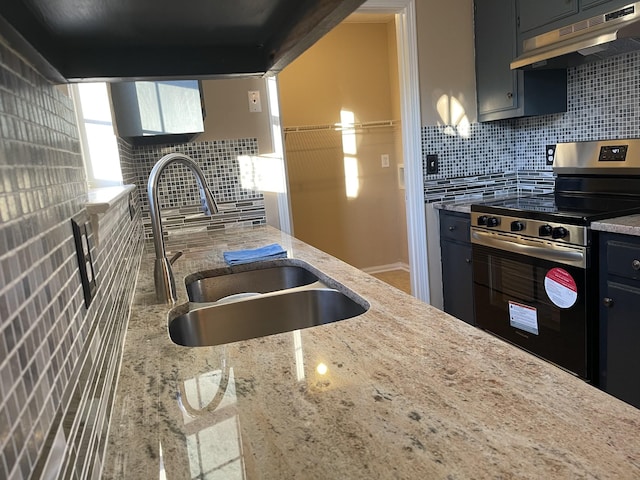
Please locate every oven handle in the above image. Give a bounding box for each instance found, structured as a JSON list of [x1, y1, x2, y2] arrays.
[[471, 229, 587, 268]]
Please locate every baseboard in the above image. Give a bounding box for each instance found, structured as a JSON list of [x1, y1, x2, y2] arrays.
[[361, 262, 410, 274]]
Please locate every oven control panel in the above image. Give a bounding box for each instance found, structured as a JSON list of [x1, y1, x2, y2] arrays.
[[471, 213, 588, 246]]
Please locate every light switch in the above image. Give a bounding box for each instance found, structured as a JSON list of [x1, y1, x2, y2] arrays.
[[71, 213, 97, 308], [248, 90, 262, 113], [426, 154, 439, 174]]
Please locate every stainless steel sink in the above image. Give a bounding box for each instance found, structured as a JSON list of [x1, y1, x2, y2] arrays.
[[169, 288, 368, 347], [185, 261, 321, 303]]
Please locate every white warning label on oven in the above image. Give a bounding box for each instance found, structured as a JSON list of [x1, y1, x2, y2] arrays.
[[508, 301, 539, 335], [544, 267, 578, 309]]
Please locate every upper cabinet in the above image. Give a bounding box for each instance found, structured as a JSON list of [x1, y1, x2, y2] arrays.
[[517, 0, 578, 34], [582, 0, 617, 9], [474, 0, 567, 122], [516, 0, 633, 41], [109, 81, 205, 145], [0, 0, 365, 83]]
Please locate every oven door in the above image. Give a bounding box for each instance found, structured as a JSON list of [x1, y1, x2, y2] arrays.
[[471, 229, 595, 381]]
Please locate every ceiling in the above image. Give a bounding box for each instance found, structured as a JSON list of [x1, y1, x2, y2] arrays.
[[0, 0, 366, 82]]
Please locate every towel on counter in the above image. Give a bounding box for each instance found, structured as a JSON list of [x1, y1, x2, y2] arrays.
[[223, 243, 288, 266]]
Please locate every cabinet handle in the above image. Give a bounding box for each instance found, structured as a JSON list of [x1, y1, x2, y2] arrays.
[[603, 297, 614, 308], [632, 259, 640, 271], [507, 92, 513, 99], [448, 226, 456, 231], [465, 258, 471, 264]]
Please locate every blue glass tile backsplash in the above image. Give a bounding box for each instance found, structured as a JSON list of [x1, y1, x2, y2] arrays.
[[0, 38, 144, 480], [423, 50, 640, 203], [121, 139, 267, 240]]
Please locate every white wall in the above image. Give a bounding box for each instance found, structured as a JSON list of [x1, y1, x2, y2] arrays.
[[416, 0, 477, 126], [198, 78, 274, 154]]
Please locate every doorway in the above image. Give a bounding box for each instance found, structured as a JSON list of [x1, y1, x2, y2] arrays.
[[274, 0, 429, 301], [279, 14, 409, 292]]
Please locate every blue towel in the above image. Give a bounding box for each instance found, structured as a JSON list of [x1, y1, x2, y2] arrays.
[[223, 243, 288, 266]]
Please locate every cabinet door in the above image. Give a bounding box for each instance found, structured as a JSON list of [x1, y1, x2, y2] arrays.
[[517, 0, 578, 33], [475, 0, 518, 116], [441, 240, 475, 325], [601, 281, 640, 408], [581, 0, 609, 8], [110, 80, 204, 142], [582, 0, 623, 10]]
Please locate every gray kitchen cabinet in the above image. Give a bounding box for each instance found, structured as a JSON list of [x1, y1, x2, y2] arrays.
[[517, 0, 578, 34], [110, 80, 205, 145], [475, 0, 567, 122], [517, 0, 632, 41], [582, 0, 614, 9], [439, 210, 475, 325], [598, 232, 640, 409], [579, 0, 631, 14]]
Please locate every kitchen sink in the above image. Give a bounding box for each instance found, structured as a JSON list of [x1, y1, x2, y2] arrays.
[[185, 260, 322, 303], [169, 288, 368, 347]]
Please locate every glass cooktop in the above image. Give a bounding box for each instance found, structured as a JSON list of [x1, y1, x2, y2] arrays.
[[471, 192, 640, 225]]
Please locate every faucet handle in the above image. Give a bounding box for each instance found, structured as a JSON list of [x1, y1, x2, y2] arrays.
[[169, 251, 183, 265]]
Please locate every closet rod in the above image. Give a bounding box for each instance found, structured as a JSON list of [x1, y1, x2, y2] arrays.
[[284, 119, 399, 133]]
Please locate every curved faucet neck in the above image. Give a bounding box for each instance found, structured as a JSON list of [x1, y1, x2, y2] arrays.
[[147, 153, 219, 303]]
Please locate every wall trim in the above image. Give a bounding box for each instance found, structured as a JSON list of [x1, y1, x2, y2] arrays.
[[357, 0, 431, 303], [362, 262, 411, 274]]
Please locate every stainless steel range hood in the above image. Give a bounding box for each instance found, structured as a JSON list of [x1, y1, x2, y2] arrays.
[[511, 3, 640, 70]]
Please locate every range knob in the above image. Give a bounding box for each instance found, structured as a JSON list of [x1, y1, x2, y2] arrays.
[[539, 224, 553, 236], [477, 215, 488, 226], [552, 227, 568, 239], [510, 220, 525, 232], [486, 217, 501, 227]]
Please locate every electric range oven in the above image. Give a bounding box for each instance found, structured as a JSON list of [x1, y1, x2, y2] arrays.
[[471, 140, 640, 382]]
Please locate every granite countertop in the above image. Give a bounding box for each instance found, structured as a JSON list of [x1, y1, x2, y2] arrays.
[[592, 214, 640, 237], [431, 198, 475, 213], [432, 193, 525, 214], [104, 225, 640, 479]]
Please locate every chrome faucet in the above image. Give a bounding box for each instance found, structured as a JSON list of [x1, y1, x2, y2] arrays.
[[147, 153, 219, 303]]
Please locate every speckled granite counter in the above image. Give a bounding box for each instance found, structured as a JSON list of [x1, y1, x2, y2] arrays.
[[431, 194, 525, 214], [104, 225, 640, 479], [593, 214, 640, 237], [431, 198, 474, 213]]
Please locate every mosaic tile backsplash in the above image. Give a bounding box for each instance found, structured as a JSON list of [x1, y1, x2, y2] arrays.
[[121, 139, 267, 240], [0, 38, 143, 480], [422, 50, 640, 203]]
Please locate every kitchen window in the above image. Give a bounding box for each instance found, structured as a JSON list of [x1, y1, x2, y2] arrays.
[[71, 82, 123, 188]]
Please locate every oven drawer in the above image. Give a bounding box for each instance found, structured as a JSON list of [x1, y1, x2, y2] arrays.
[[439, 211, 470, 243], [606, 238, 640, 281]]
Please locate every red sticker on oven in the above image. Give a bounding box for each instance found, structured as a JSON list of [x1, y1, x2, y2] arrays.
[[544, 267, 578, 308]]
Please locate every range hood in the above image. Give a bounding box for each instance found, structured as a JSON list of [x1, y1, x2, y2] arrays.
[[0, 0, 364, 83], [511, 2, 640, 70]]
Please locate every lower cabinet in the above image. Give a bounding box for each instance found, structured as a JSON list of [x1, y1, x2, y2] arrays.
[[599, 232, 640, 408], [439, 210, 475, 325]]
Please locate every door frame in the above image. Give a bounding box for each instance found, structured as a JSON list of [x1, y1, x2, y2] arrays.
[[275, 0, 430, 303]]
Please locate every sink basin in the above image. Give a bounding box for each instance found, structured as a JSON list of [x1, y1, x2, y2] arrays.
[[186, 261, 321, 303], [169, 288, 368, 347]]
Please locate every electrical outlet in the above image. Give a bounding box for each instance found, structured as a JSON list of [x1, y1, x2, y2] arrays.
[[546, 144, 556, 165], [248, 90, 262, 113], [426, 154, 439, 174], [381, 154, 390, 168]]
